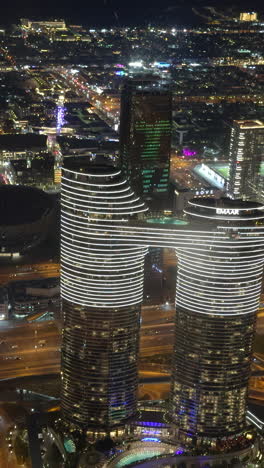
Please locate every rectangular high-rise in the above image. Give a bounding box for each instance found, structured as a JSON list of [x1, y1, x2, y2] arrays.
[[119, 78, 172, 212], [228, 119, 264, 200]]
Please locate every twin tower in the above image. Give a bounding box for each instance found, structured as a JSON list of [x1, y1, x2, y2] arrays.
[[60, 157, 264, 444]]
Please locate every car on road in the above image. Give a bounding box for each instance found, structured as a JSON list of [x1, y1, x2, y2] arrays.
[[38, 340, 47, 345], [4, 356, 21, 360]]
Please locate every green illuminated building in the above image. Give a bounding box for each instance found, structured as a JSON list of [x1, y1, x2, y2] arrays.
[[119, 79, 172, 212]]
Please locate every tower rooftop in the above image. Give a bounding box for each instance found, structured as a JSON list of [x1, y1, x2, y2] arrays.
[[185, 197, 264, 221], [233, 119, 264, 129], [63, 157, 118, 176]]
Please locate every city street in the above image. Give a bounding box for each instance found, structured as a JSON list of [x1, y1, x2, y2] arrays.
[[0, 321, 61, 380], [256, 310, 264, 335], [0, 406, 28, 468], [0, 305, 174, 381], [141, 303, 174, 325], [0, 262, 60, 286], [0, 305, 264, 401]]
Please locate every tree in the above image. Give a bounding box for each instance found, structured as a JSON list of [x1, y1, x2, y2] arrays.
[[14, 435, 29, 464], [95, 436, 115, 452]]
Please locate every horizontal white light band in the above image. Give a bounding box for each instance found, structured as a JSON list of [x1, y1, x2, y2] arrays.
[[62, 180, 132, 195], [184, 209, 264, 221], [188, 200, 264, 211], [61, 166, 264, 316], [62, 173, 125, 187]]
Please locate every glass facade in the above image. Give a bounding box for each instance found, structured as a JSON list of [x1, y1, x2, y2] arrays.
[[120, 80, 172, 211], [62, 301, 140, 428], [170, 198, 264, 442], [60, 158, 148, 431], [170, 310, 254, 439], [228, 119, 264, 200], [60, 161, 264, 445]]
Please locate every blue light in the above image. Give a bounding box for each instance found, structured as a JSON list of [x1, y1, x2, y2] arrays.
[[56, 105, 66, 133], [141, 437, 161, 443], [154, 62, 170, 68], [152, 264, 162, 273], [137, 421, 166, 427], [142, 430, 161, 435]]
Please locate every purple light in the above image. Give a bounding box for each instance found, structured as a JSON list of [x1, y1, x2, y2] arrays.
[[182, 148, 197, 157], [115, 64, 124, 68], [56, 105, 66, 133], [175, 449, 184, 455]]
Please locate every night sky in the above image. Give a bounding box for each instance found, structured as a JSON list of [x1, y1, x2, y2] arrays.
[[2, 0, 263, 27]]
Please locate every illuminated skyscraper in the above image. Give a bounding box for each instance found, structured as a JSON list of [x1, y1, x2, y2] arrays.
[[60, 157, 264, 447], [60, 157, 148, 433], [169, 198, 264, 443], [228, 120, 264, 200], [119, 79, 172, 304], [119, 78, 172, 212]]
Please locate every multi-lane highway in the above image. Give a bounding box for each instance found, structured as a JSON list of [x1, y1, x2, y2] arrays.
[[0, 322, 173, 380], [0, 262, 60, 286], [140, 322, 174, 357], [0, 305, 174, 380], [256, 310, 264, 335], [141, 303, 174, 325], [58, 68, 119, 129], [0, 304, 264, 402], [0, 321, 61, 380]]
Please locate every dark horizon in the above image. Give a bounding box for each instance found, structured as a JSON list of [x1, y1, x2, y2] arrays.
[[1, 1, 264, 28]]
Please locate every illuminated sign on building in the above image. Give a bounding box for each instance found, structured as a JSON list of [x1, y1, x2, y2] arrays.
[[195, 189, 214, 196], [216, 208, 239, 215]]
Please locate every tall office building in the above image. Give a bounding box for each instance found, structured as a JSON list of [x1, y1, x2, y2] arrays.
[[228, 120, 264, 200], [119, 79, 172, 304], [119, 78, 172, 212], [169, 198, 264, 444], [60, 157, 148, 434]]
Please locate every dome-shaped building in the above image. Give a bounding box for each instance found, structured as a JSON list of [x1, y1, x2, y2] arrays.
[[0, 185, 55, 256]]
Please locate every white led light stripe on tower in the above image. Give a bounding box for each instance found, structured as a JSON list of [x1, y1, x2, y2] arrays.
[[61, 158, 264, 440], [61, 162, 152, 430]]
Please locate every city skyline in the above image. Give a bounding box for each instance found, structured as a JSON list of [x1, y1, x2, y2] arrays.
[[1, 2, 264, 27], [0, 8, 263, 467], [60, 155, 264, 462], [120, 78, 172, 211]]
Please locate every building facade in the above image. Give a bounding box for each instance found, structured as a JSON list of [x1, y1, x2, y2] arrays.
[[119, 79, 172, 212], [169, 198, 264, 443], [228, 120, 264, 200], [60, 158, 148, 433], [60, 158, 264, 445]]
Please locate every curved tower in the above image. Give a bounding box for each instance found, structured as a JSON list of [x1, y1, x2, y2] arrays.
[[60, 161, 264, 447], [169, 198, 264, 443], [60, 158, 148, 433]]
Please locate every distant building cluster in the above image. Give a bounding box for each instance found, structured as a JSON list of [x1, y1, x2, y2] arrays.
[[0, 11, 264, 468], [240, 12, 258, 22]]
